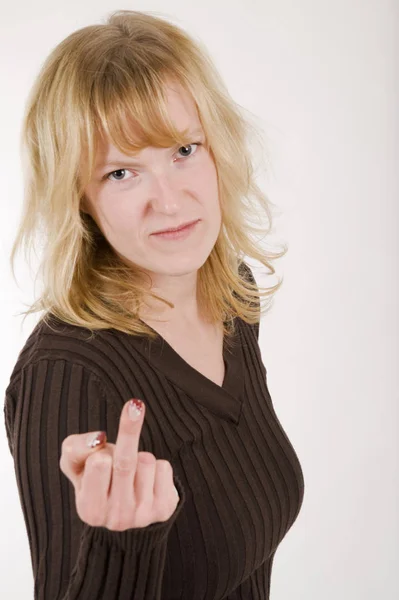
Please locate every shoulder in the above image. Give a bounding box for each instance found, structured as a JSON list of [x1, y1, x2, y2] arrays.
[[237, 260, 260, 340], [238, 260, 257, 286], [4, 313, 136, 398]]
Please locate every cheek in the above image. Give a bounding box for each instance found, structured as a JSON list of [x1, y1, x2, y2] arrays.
[[192, 157, 219, 201], [202, 164, 220, 211], [94, 201, 142, 241]]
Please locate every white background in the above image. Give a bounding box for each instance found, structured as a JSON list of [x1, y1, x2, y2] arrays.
[[1, 1, 398, 598]]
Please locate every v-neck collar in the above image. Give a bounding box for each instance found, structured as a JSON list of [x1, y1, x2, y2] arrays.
[[129, 318, 245, 424]]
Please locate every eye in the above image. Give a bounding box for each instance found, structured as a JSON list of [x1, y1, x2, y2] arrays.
[[176, 142, 202, 160], [105, 168, 134, 183], [104, 142, 203, 183]]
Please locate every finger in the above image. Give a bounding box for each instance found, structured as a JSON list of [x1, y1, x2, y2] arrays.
[[77, 448, 113, 526], [60, 430, 107, 488], [152, 461, 179, 521], [133, 452, 157, 509], [132, 457, 174, 525], [111, 399, 145, 503]]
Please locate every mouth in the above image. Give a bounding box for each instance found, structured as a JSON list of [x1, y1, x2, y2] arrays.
[[151, 219, 200, 235], [150, 219, 201, 241]]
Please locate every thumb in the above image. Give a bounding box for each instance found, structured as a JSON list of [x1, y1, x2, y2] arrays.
[[60, 430, 108, 484]]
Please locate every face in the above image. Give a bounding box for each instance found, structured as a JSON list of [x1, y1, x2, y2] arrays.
[[82, 82, 222, 287]]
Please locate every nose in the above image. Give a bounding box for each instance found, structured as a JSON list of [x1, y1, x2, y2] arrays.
[[148, 171, 183, 213]]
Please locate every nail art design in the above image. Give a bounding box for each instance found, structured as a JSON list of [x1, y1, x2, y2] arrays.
[[87, 431, 107, 448]]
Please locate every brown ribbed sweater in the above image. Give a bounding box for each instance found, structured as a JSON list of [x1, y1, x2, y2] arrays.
[[3, 262, 305, 599]]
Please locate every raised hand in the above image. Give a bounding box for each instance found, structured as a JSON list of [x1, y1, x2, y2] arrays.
[[59, 399, 179, 531]]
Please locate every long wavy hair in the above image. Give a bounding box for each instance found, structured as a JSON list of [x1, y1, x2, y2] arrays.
[[9, 9, 288, 342]]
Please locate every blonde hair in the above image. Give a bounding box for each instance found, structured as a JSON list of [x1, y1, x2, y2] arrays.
[[10, 9, 287, 342]]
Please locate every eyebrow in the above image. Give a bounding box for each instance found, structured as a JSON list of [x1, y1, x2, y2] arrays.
[[95, 128, 205, 171]]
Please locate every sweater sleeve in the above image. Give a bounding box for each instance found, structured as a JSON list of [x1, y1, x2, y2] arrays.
[[3, 358, 186, 600]]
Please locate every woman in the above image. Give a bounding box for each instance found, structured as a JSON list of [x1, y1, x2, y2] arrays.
[[4, 10, 305, 599]]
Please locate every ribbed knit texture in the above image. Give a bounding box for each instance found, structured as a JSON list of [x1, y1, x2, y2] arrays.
[[3, 262, 305, 599]]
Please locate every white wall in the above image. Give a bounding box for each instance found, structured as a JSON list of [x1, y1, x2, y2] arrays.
[[1, 1, 397, 598]]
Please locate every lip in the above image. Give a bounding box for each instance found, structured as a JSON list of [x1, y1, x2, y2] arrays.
[[151, 219, 200, 235]]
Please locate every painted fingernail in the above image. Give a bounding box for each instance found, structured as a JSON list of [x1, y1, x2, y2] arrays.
[[87, 431, 107, 448], [128, 398, 144, 421]]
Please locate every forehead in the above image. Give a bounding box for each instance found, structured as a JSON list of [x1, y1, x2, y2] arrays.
[[95, 81, 203, 164]]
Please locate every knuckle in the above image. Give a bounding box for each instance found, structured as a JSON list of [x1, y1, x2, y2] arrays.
[[138, 452, 157, 464], [113, 455, 134, 473], [61, 436, 76, 458], [88, 453, 112, 470], [156, 458, 172, 471]]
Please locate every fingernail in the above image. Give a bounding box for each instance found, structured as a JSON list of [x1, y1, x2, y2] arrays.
[[128, 398, 144, 421], [87, 431, 107, 448]]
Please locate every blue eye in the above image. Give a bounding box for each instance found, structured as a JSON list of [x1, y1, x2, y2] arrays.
[[105, 169, 132, 183], [105, 142, 203, 183], [177, 142, 202, 159]]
